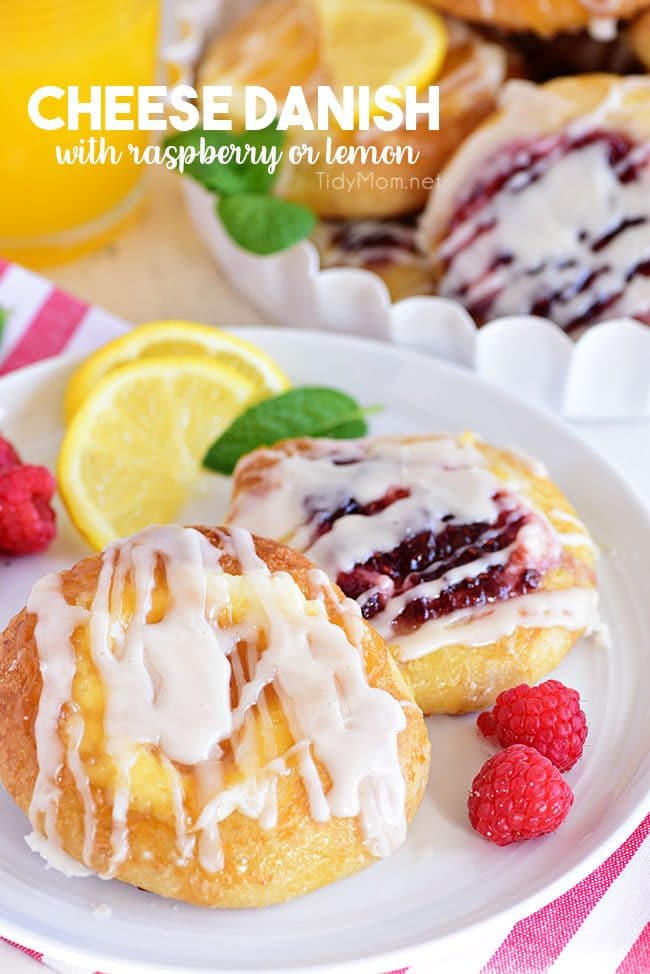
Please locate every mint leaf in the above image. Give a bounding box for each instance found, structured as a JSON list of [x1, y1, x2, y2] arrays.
[[164, 126, 286, 196], [165, 124, 318, 255], [203, 387, 371, 474], [0, 307, 8, 345], [218, 194, 315, 255]]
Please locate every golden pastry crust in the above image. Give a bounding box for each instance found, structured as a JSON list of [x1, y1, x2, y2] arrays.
[[198, 0, 514, 218], [311, 218, 435, 302], [628, 8, 650, 65], [0, 528, 430, 907], [421, 0, 650, 38], [229, 436, 598, 715]]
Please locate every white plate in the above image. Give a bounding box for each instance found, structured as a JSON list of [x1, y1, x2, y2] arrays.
[[0, 329, 648, 974]]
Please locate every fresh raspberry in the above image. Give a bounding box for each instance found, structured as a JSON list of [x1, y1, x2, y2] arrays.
[[477, 680, 588, 772], [0, 435, 21, 472], [468, 744, 574, 846], [0, 464, 57, 555]]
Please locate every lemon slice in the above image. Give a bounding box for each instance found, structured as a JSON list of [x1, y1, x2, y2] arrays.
[[58, 357, 256, 550], [64, 320, 290, 422], [319, 0, 448, 93]]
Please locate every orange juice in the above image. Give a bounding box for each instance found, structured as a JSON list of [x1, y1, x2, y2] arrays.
[[1, 0, 160, 266]]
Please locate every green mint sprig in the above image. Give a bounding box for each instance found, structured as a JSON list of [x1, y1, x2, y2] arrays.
[[164, 126, 286, 196], [217, 195, 316, 256], [203, 387, 380, 475], [164, 126, 316, 256]]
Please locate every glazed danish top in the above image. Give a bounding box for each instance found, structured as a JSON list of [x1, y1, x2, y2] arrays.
[[422, 75, 650, 331], [17, 525, 414, 880], [228, 434, 599, 662]]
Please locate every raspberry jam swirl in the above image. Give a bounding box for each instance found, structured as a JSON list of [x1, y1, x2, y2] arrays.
[[437, 129, 650, 331], [316, 219, 423, 269], [228, 436, 599, 660], [313, 219, 434, 299]]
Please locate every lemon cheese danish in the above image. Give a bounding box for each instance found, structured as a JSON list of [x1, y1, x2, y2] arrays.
[[0, 525, 429, 906], [227, 435, 599, 715]]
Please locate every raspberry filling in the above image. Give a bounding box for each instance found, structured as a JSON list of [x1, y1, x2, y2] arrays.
[[315, 218, 432, 289], [438, 128, 650, 331], [304, 487, 555, 634], [308, 486, 411, 542], [328, 220, 420, 266]]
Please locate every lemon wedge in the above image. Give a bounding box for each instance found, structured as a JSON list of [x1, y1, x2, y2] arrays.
[[319, 0, 448, 93], [64, 320, 290, 422], [58, 357, 256, 550]]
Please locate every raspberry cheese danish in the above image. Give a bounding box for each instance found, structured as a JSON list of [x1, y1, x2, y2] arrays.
[[421, 75, 650, 332], [228, 435, 599, 715], [0, 525, 429, 906]]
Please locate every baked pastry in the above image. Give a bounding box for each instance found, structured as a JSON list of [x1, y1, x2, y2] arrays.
[[197, 2, 515, 219], [277, 19, 517, 220], [421, 0, 650, 39], [421, 74, 650, 331], [504, 24, 647, 81], [227, 434, 599, 715], [628, 8, 650, 66], [312, 218, 435, 301], [0, 524, 430, 906]]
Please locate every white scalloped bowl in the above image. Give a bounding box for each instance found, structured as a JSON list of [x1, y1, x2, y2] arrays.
[[182, 179, 650, 420]]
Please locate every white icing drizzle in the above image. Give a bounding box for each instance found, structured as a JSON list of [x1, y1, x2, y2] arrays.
[[66, 714, 97, 868], [550, 509, 598, 553], [555, 532, 598, 551], [160, 751, 195, 864], [395, 588, 601, 661], [504, 445, 549, 478], [26, 525, 407, 877], [419, 74, 650, 329], [228, 435, 598, 656], [440, 21, 506, 104], [26, 574, 88, 859], [421, 77, 650, 245], [232, 437, 506, 571], [24, 831, 93, 878], [437, 133, 650, 327], [89, 525, 231, 767], [588, 16, 618, 41], [106, 755, 136, 878]]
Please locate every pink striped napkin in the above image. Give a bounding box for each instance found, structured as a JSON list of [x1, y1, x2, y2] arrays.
[[0, 257, 648, 974]]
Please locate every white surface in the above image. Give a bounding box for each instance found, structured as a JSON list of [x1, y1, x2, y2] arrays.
[[0, 944, 40, 974], [182, 182, 650, 421], [0, 330, 648, 974]]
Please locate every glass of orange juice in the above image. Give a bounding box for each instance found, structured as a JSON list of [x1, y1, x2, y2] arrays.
[[1, 0, 160, 266]]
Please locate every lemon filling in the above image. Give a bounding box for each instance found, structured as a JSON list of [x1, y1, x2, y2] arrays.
[[26, 525, 408, 876]]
